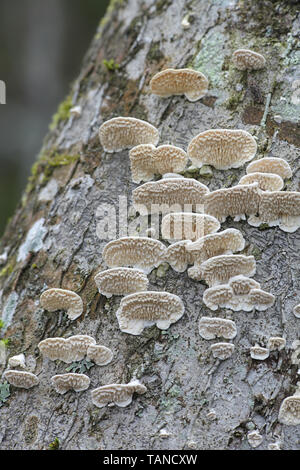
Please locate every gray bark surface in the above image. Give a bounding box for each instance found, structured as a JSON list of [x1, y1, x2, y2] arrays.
[[0, 0, 299, 450]]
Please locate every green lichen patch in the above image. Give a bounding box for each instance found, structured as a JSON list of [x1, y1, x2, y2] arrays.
[[102, 59, 120, 71], [49, 95, 73, 132], [65, 358, 95, 374], [0, 382, 10, 407], [192, 31, 226, 88]]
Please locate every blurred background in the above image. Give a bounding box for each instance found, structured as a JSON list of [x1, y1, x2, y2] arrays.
[[0, 0, 109, 235]]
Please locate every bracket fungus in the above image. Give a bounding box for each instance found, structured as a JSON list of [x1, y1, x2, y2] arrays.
[[3, 370, 39, 389], [268, 337, 286, 351], [246, 157, 292, 180], [38, 335, 96, 363], [150, 68, 209, 102], [94, 268, 149, 297], [164, 240, 193, 273], [247, 430, 263, 449], [51, 373, 90, 394], [248, 191, 300, 232], [204, 183, 261, 223], [232, 49, 266, 70], [99, 117, 159, 153], [8, 353, 26, 369], [199, 316, 237, 340], [293, 304, 300, 318], [188, 254, 256, 286], [86, 345, 113, 366], [116, 291, 185, 335], [161, 212, 220, 242], [210, 342, 235, 360], [239, 172, 284, 192], [187, 129, 257, 170], [250, 344, 269, 360], [133, 178, 209, 215], [129, 144, 188, 183], [279, 386, 300, 426], [186, 229, 245, 266], [102, 237, 167, 274], [91, 380, 147, 408], [40, 288, 83, 321]]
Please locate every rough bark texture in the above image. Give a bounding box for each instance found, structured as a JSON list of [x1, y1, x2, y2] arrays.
[[0, 0, 299, 450]]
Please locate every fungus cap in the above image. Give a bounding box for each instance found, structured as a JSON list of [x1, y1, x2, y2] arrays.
[[232, 49, 266, 70], [248, 289, 275, 311], [187, 129, 257, 170], [8, 353, 26, 369], [250, 344, 269, 360], [199, 316, 237, 340], [229, 275, 261, 295], [246, 157, 292, 179], [279, 393, 300, 426], [247, 430, 263, 449], [102, 237, 167, 274], [3, 370, 39, 389], [239, 172, 284, 192], [99, 117, 159, 153], [204, 183, 261, 223], [210, 342, 235, 360], [94, 268, 149, 297], [165, 240, 193, 273], [293, 304, 300, 318], [51, 373, 90, 394], [186, 228, 245, 265], [38, 335, 96, 363], [129, 144, 188, 183], [161, 213, 220, 242], [268, 337, 286, 351], [150, 68, 209, 102], [188, 254, 256, 286], [91, 380, 147, 408], [133, 178, 209, 215], [40, 288, 83, 321], [86, 345, 113, 366], [116, 291, 185, 335]]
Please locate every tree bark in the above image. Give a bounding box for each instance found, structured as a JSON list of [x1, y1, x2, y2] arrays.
[[0, 0, 300, 450]]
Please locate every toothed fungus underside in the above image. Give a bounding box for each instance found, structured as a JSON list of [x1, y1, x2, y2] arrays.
[[116, 291, 185, 335], [99, 117, 159, 153], [94, 267, 149, 297], [187, 129, 257, 170], [199, 316, 237, 340], [239, 172, 284, 192], [38, 335, 96, 363], [40, 288, 83, 320], [3, 370, 39, 389], [150, 68, 209, 102], [246, 157, 292, 179], [161, 213, 220, 242]]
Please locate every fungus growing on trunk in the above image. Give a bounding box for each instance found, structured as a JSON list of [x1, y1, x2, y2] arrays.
[[239, 172, 284, 192], [250, 344, 269, 360], [268, 337, 286, 351], [293, 304, 300, 318], [116, 291, 185, 335], [8, 354, 26, 369], [38, 335, 96, 363], [40, 288, 83, 321], [198, 316, 237, 340], [86, 345, 113, 366], [246, 157, 292, 179], [232, 49, 266, 70], [150, 68, 209, 102], [187, 129, 257, 170], [210, 342, 235, 360], [164, 240, 193, 273], [3, 370, 39, 389], [91, 380, 147, 408], [279, 385, 300, 426], [94, 268, 149, 297], [99, 117, 159, 153], [161, 213, 220, 242], [129, 144, 187, 183], [51, 373, 90, 394], [133, 178, 209, 215], [102, 237, 167, 274]]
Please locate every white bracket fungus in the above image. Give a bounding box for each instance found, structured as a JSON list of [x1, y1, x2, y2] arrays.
[[3, 370, 39, 389], [188, 254, 256, 286], [187, 129, 257, 170], [94, 267, 149, 297], [246, 157, 292, 179], [161, 213, 220, 242], [150, 68, 209, 102], [210, 342, 235, 360], [248, 191, 300, 232], [250, 344, 269, 360], [51, 373, 90, 394], [268, 337, 286, 351], [8, 353, 26, 369], [86, 345, 113, 366], [164, 240, 193, 273], [186, 228, 245, 266], [102, 237, 167, 274], [199, 317, 237, 340], [133, 178, 209, 215], [247, 430, 263, 448], [40, 288, 83, 321], [293, 304, 300, 318], [38, 335, 96, 363], [239, 172, 284, 192], [232, 49, 266, 70], [129, 144, 187, 183], [91, 379, 147, 408], [99, 117, 159, 153], [116, 291, 185, 335], [204, 183, 261, 223], [279, 385, 300, 426]]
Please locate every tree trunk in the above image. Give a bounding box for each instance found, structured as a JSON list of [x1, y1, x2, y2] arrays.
[[0, 0, 299, 450]]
